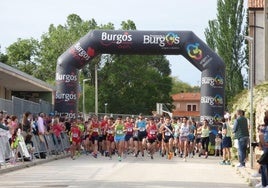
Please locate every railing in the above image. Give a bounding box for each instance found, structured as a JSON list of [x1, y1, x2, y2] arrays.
[[0, 96, 54, 119], [0, 132, 70, 168]]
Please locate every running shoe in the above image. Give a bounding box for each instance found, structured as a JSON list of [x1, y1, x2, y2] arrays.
[[92, 153, 97, 158], [151, 155, 154, 160], [219, 160, 226, 165], [118, 156, 122, 162]]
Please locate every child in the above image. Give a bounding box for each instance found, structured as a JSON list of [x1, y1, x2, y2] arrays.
[[70, 120, 82, 160], [215, 134, 222, 157]]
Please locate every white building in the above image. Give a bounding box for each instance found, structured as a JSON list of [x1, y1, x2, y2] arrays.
[[248, 0, 268, 85]]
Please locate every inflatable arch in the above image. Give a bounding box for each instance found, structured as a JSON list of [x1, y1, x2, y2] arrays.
[[55, 30, 225, 123]]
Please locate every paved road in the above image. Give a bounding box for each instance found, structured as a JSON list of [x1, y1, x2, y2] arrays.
[[0, 154, 249, 188]]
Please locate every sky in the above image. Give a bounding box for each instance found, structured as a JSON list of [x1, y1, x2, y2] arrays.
[[0, 0, 219, 86]]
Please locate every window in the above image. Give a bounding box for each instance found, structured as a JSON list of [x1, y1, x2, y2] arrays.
[[193, 105, 197, 111], [187, 105, 191, 111]]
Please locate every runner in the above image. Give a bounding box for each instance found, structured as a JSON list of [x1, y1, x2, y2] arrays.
[[70, 119, 82, 160], [156, 117, 164, 156], [173, 118, 180, 156], [146, 117, 158, 159], [135, 114, 147, 157], [99, 115, 108, 156], [188, 119, 197, 158], [179, 117, 190, 161], [83, 120, 92, 155], [106, 117, 115, 159], [114, 116, 125, 161], [89, 115, 100, 158], [124, 116, 134, 155], [159, 116, 174, 159]]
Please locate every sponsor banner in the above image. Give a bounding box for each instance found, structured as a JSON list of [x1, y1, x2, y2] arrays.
[[55, 112, 76, 119], [201, 75, 224, 88], [200, 94, 224, 107], [69, 42, 95, 64], [56, 73, 78, 83], [55, 91, 77, 103], [186, 43, 213, 68], [200, 114, 222, 125], [100, 31, 132, 49], [143, 32, 180, 49]]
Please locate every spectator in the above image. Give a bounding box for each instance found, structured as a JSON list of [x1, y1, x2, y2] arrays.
[[37, 113, 46, 135], [256, 117, 268, 188], [21, 111, 32, 138], [233, 109, 249, 167], [220, 117, 232, 165]]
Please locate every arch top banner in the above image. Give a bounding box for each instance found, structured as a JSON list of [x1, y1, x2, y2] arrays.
[[55, 30, 225, 123]]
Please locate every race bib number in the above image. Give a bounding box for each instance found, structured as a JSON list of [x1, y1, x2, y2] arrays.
[[107, 130, 113, 134], [117, 130, 123, 134], [150, 130, 156, 135], [127, 128, 133, 132], [73, 133, 78, 138], [165, 132, 171, 136], [93, 128, 98, 132], [140, 127, 145, 131]]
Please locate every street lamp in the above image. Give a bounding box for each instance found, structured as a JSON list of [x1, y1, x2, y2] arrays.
[[83, 79, 90, 119], [244, 35, 254, 169], [105, 103, 108, 114]]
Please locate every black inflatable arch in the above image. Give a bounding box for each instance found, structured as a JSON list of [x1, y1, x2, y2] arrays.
[[55, 30, 225, 123]]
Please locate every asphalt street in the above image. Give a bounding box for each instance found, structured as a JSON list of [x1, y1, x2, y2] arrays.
[[0, 153, 249, 188]]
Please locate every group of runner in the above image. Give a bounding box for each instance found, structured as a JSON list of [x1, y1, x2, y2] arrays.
[[69, 114, 209, 162]]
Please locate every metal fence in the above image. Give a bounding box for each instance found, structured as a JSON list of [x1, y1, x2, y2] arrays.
[[0, 96, 53, 119], [0, 132, 70, 168]]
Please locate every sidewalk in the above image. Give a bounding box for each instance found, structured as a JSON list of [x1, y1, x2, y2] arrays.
[[0, 154, 69, 175], [234, 161, 261, 187]]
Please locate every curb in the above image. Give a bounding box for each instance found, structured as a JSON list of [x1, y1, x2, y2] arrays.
[[234, 164, 260, 187], [0, 154, 69, 175]]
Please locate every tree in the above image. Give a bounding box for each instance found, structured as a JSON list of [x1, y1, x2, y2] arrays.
[[6, 38, 39, 75], [171, 77, 200, 94], [204, 0, 246, 105], [98, 54, 173, 114]]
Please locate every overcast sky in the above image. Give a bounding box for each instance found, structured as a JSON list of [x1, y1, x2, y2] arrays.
[[0, 0, 220, 86]]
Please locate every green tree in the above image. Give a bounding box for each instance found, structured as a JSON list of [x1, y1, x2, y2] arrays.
[[171, 77, 200, 94], [0, 47, 8, 63], [6, 38, 39, 75], [37, 14, 99, 81], [205, 0, 246, 105], [98, 54, 172, 114]]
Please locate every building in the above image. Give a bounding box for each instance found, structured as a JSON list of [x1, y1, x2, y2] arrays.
[[248, 0, 268, 85], [0, 62, 55, 103], [171, 92, 200, 118]]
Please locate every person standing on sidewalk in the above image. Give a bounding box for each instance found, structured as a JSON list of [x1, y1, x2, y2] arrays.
[[220, 117, 232, 165], [233, 109, 249, 167]]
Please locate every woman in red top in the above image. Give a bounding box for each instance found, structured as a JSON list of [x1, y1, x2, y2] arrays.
[[70, 120, 81, 160], [124, 116, 134, 154], [147, 117, 158, 159], [90, 115, 100, 158], [106, 117, 115, 159]]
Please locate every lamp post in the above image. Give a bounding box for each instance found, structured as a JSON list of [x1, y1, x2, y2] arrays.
[[83, 79, 90, 119], [105, 103, 108, 114], [244, 35, 254, 169]]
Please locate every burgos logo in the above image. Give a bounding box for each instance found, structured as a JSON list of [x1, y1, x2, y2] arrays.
[[56, 73, 77, 83], [214, 114, 222, 122], [214, 75, 224, 86], [143, 32, 180, 47], [70, 42, 94, 62], [201, 75, 224, 87], [187, 43, 203, 60], [201, 95, 223, 106], [55, 92, 77, 102], [101, 32, 132, 45]]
